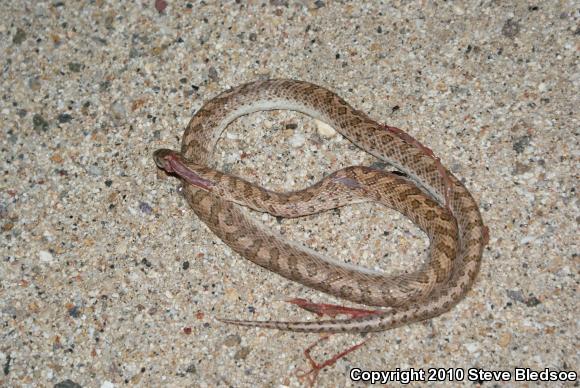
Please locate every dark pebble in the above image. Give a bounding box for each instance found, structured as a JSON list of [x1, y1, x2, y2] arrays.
[[33, 114, 49, 132], [512, 135, 531, 153], [139, 201, 153, 214], [13, 28, 26, 45], [506, 290, 541, 307], [68, 305, 81, 318], [99, 80, 111, 92], [68, 62, 82, 72], [525, 296, 541, 307], [58, 113, 73, 123], [3, 354, 10, 375], [185, 363, 196, 374], [54, 380, 82, 388]]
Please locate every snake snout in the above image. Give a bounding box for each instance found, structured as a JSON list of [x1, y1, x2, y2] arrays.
[[153, 148, 179, 172]]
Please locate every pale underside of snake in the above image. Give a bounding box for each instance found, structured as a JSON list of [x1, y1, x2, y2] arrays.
[[154, 79, 487, 333]]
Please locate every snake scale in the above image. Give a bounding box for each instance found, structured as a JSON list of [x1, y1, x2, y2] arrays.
[[154, 79, 487, 333]]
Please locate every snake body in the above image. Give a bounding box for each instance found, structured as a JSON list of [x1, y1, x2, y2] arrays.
[[154, 79, 486, 333]]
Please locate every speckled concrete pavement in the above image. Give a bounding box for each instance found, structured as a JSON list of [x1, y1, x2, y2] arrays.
[[1, 1, 578, 387]]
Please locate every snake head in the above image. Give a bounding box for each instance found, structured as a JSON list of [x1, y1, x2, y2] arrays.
[[152, 148, 214, 191], [153, 148, 182, 173]]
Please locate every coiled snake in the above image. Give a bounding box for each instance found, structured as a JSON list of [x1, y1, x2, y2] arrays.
[[154, 79, 487, 333]]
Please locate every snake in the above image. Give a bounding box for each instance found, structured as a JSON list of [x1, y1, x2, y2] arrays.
[[153, 79, 487, 333]]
